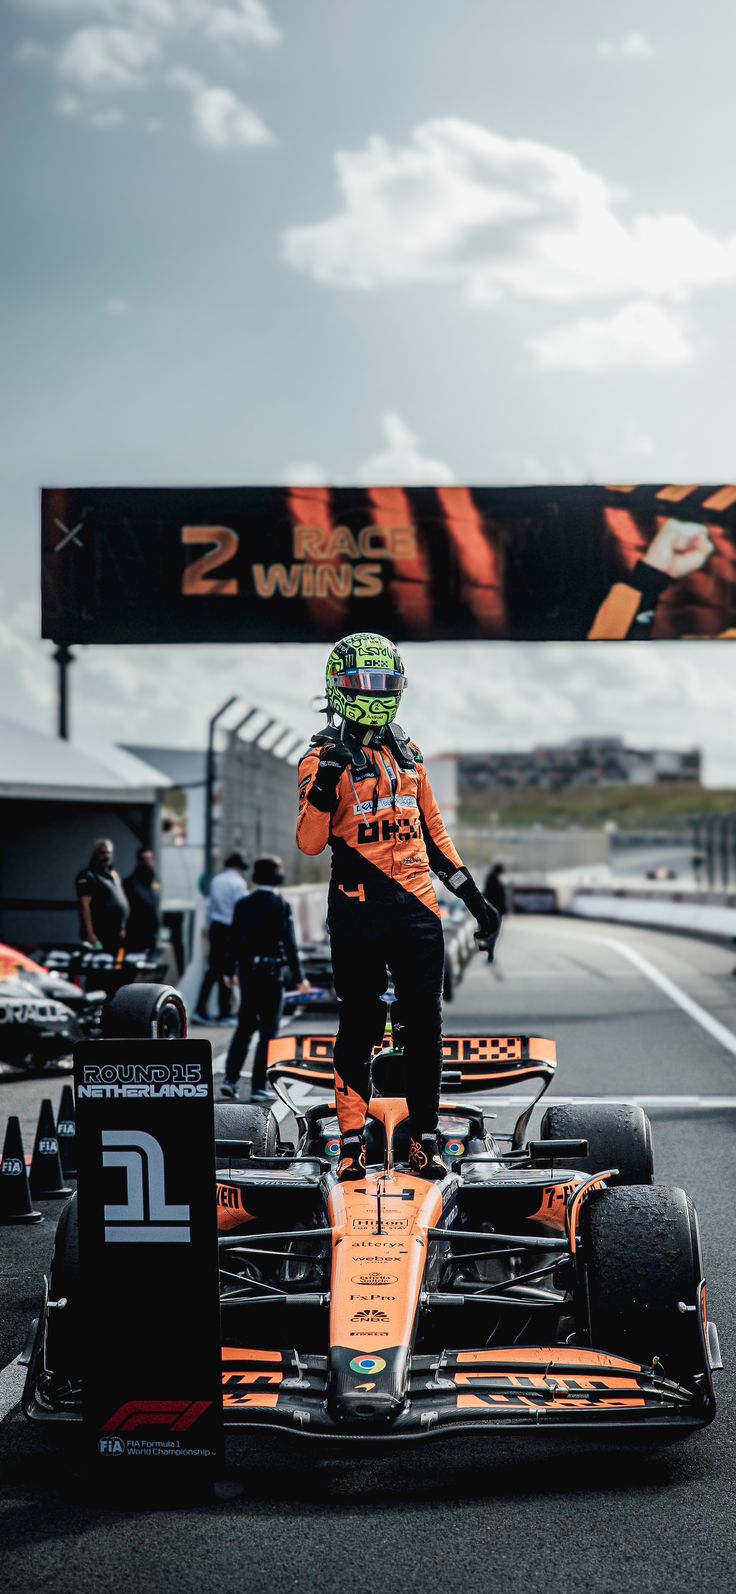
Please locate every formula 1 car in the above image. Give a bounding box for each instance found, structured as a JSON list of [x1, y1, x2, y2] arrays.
[[0, 945, 165, 1072], [284, 906, 475, 1016], [0, 945, 99, 1072], [24, 987, 720, 1438]]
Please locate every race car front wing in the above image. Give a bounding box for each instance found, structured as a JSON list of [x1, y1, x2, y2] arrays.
[[220, 1342, 715, 1438]]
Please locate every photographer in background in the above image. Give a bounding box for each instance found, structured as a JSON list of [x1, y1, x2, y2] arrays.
[[221, 855, 310, 1102]]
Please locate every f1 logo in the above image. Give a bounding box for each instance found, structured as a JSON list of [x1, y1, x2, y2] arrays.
[[102, 1129, 190, 1243], [100, 1400, 211, 1433]]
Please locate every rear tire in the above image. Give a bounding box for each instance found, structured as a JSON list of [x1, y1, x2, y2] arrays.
[[578, 1183, 704, 1382], [213, 1102, 278, 1164], [540, 1101, 653, 1185], [100, 983, 187, 1039]]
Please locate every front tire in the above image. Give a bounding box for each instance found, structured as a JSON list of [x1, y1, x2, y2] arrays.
[[577, 1183, 705, 1383]]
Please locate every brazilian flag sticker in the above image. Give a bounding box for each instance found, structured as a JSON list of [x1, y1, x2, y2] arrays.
[[349, 1355, 386, 1375]]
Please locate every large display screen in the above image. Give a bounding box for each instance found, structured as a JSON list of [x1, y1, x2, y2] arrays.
[[42, 483, 736, 643]]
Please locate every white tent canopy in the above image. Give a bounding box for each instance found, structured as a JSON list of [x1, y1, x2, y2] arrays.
[[0, 717, 171, 803]]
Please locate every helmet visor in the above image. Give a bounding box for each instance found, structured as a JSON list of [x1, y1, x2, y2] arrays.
[[331, 670, 406, 692]]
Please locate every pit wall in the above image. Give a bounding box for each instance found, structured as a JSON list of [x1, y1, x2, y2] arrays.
[[568, 887, 736, 940]]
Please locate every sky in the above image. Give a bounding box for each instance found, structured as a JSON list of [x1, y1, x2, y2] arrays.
[[2, 0, 736, 781]]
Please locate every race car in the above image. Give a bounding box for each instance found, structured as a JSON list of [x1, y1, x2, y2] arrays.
[[0, 944, 99, 1071], [0, 944, 168, 1072], [24, 990, 720, 1437], [284, 905, 476, 1015]]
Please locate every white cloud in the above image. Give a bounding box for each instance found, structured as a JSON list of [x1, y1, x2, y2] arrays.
[[283, 118, 736, 309], [203, 1, 281, 49], [19, 0, 279, 43], [281, 461, 330, 486], [56, 26, 159, 90], [17, 2, 280, 134], [105, 296, 128, 313], [282, 412, 455, 487], [55, 90, 81, 114], [356, 411, 455, 485], [169, 66, 272, 147], [529, 301, 693, 371], [597, 32, 654, 60]]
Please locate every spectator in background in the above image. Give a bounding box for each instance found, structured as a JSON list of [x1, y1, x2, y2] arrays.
[[221, 855, 310, 1101], [192, 851, 248, 1026], [483, 861, 509, 923], [124, 847, 162, 954], [76, 838, 129, 955]]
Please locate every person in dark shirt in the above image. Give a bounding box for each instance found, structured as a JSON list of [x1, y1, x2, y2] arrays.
[[76, 838, 129, 955], [124, 847, 162, 954], [221, 856, 310, 1102], [483, 862, 508, 922]]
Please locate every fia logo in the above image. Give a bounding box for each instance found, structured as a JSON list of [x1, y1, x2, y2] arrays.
[[102, 1130, 190, 1243], [39, 1138, 59, 1155], [98, 1437, 126, 1456], [1, 1159, 23, 1176]]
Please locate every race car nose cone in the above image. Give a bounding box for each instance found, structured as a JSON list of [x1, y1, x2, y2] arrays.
[[329, 1346, 409, 1427]]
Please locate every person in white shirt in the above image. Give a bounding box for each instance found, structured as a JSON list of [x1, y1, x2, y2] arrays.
[[192, 852, 248, 1025]]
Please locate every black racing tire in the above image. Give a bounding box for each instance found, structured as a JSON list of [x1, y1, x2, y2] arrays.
[[540, 1101, 654, 1185], [100, 983, 187, 1040], [213, 1102, 279, 1165], [443, 955, 455, 1003], [46, 1193, 81, 1384], [578, 1183, 704, 1382]]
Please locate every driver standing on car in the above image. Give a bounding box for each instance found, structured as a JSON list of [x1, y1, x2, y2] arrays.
[[296, 632, 499, 1183]]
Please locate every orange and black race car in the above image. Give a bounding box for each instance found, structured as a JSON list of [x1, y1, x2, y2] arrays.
[[27, 1019, 720, 1438]]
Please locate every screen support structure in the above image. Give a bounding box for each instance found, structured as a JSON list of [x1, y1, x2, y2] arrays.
[[54, 642, 75, 740]]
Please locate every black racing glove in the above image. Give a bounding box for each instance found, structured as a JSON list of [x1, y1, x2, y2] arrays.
[[308, 741, 353, 812], [452, 875, 500, 949]]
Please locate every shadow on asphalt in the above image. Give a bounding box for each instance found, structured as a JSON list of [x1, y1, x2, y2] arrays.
[[0, 1415, 714, 1533]]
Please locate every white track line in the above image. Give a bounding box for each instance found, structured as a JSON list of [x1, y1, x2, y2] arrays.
[[0, 1356, 25, 1426], [525, 924, 736, 1063], [604, 936, 736, 1060], [470, 1096, 736, 1110]]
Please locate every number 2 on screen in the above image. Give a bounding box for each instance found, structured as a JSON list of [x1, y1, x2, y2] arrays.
[[181, 526, 239, 596]]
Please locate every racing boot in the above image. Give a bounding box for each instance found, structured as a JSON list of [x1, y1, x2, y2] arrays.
[[408, 1133, 446, 1181], [336, 1132, 366, 1182]]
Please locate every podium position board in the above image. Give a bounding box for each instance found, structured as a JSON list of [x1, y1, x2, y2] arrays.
[[73, 1040, 223, 1485]]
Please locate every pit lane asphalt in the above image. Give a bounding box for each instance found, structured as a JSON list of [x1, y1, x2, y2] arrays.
[[1, 916, 735, 1594]]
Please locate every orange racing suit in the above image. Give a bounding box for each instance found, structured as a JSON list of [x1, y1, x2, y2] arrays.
[[296, 726, 492, 1137]]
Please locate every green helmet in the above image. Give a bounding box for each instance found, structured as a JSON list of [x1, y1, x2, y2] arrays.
[[325, 632, 407, 728]]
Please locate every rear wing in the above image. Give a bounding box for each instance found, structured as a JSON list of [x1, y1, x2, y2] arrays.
[[268, 1033, 557, 1094]]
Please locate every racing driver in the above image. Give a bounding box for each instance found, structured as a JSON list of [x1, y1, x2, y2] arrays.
[[296, 632, 499, 1182]]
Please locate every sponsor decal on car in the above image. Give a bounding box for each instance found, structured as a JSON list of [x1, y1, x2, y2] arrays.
[[349, 1356, 386, 1375], [351, 1273, 397, 1286]]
